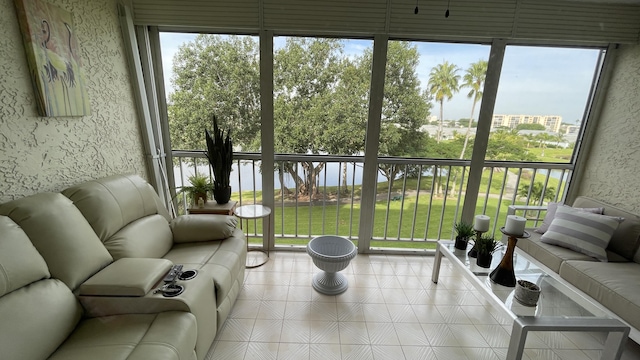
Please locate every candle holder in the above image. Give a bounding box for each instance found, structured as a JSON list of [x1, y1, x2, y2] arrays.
[[489, 227, 530, 287], [467, 230, 484, 258]]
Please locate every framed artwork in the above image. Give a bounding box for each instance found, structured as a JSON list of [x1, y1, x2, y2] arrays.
[[14, 0, 91, 116]]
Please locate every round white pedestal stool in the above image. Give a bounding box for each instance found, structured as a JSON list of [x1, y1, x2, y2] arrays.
[[306, 235, 357, 295]]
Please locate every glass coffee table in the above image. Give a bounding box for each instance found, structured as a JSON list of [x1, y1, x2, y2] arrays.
[[432, 240, 629, 360]]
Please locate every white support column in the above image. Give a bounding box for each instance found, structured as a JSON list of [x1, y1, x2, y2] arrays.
[[461, 39, 506, 224], [148, 26, 177, 212], [117, 4, 164, 203], [357, 34, 388, 253], [260, 30, 275, 250], [135, 26, 173, 210]]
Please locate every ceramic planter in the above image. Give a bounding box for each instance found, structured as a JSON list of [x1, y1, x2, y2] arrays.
[[454, 236, 469, 250], [476, 252, 492, 268], [213, 186, 231, 204], [514, 279, 541, 306]]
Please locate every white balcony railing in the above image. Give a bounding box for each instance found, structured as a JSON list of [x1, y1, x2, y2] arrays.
[[172, 150, 572, 251]]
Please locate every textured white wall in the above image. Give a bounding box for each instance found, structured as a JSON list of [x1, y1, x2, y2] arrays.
[[0, 0, 146, 203], [577, 45, 640, 214]]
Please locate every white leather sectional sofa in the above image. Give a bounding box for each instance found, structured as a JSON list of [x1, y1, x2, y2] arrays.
[[0, 174, 246, 360]]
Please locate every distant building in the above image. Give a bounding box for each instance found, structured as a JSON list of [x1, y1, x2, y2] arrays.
[[491, 114, 562, 132], [565, 125, 580, 134]]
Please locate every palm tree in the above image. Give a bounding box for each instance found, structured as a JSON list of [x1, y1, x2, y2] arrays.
[[428, 61, 460, 197], [428, 61, 460, 143], [459, 60, 487, 159]]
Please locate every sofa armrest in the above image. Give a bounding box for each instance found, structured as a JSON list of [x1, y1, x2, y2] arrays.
[[507, 205, 548, 216], [170, 215, 238, 243], [78, 258, 172, 296]]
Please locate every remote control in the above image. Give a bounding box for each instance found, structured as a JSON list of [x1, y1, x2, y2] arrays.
[[163, 265, 183, 283]]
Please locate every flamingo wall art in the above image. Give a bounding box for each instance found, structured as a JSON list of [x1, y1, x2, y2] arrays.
[[15, 0, 91, 116]]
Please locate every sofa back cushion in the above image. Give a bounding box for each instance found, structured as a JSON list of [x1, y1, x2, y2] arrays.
[[62, 174, 170, 241], [0, 193, 113, 290], [63, 174, 174, 259], [0, 216, 50, 296], [107, 215, 174, 259], [573, 196, 640, 261], [0, 216, 82, 360]]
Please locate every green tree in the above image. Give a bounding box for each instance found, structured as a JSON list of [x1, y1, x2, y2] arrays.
[[168, 35, 261, 151], [428, 61, 459, 196], [518, 182, 555, 205], [168, 36, 432, 199], [428, 61, 460, 143], [459, 60, 487, 159], [535, 132, 555, 157], [486, 129, 537, 161], [554, 133, 566, 147], [377, 42, 432, 189], [274, 38, 347, 197], [515, 123, 546, 131]]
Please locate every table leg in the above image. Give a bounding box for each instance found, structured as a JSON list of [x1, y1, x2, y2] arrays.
[[432, 242, 443, 283], [507, 317, 629, 360], [245, 216, 270, 269]]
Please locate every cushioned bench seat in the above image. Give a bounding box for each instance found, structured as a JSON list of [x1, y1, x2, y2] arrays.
[[560, 260, 640, 332]]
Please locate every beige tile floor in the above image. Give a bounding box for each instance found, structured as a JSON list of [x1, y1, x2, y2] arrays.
[[207, 251, 640, 360]]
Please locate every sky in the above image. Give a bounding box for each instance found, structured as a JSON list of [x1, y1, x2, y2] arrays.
[[159, 33, 602, 125]]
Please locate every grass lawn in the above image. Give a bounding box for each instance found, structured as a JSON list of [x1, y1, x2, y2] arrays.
[[211, 158, 568, 250], [243, 193, 520, 250]]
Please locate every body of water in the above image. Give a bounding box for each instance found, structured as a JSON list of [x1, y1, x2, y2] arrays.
[[174, 161, 389, 192]]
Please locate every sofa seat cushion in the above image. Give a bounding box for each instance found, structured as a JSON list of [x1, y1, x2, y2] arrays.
[[49, 312, 197, 360], [163, 242, 222, 266], [517, 232, 597, 273], [559, 260, 640, 330], [1, 279, 82, 360], [163, 228, 246, 308]]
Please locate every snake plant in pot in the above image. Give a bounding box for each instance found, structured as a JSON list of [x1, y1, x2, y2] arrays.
[[205, 115, 233, 204]]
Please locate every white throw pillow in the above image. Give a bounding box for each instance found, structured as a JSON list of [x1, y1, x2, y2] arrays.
[[540, 206, 623, 262], [534, 202, 604, 234]]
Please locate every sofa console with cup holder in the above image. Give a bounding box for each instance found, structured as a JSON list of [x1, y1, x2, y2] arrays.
[[0, 174, 247, 360]]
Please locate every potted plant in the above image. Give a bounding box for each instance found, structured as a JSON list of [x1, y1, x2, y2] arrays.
[[475, 234, 500, 268], [514, 279, 541, 306], [205, 115, 233, 204], [179, 174, 213, 206], [454, 221, 475, 250]]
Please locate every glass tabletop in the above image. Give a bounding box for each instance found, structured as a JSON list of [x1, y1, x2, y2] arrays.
[[438, 241, 609, 319], [234, 204, 271, 219]]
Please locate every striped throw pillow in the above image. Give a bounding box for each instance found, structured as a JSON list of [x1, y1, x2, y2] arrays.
[[540, 206, 623, 262]]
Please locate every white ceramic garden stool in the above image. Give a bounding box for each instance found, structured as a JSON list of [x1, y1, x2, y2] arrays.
[[307, 235, 357, 295]]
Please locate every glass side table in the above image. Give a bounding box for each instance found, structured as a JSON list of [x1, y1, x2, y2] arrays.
[[234, 204, 271, 268]]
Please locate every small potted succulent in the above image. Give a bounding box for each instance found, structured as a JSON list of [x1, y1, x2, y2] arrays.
[[454, 221, 475, 250], [514, 279, 541, 306], [475, 234, 500, 268], [179, 174, 213, 207]]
